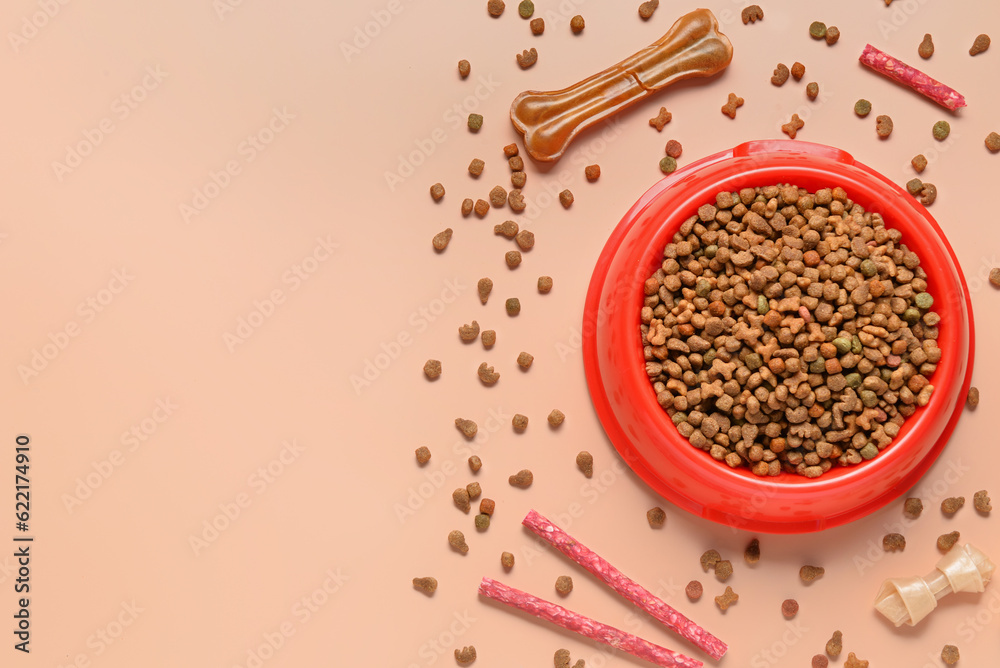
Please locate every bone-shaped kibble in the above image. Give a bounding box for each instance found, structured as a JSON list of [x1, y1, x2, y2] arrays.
[[509, 8, 733, 162], [875, 543, 995, 626]]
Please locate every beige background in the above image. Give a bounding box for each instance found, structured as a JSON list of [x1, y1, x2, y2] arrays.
[[3, 0, 1000, 666]]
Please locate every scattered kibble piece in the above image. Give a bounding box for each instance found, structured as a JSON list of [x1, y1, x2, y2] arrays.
[[538, 276, 553, 293], [508, 155, 524, 171], [478, 278, 493, 305], [974, 489, 991, 513], [474, 198, 490, 217], [800, 565, 825, 582], [664, 139, 683, 158], [515, 229, 535, 250], [844, 653, 868, 668], [458, 60, 471, 79], [918, 33, 934, 59], [468, 158, 485, 177], [791, 61, 805, 80], [517, 48, 538, 69], [423, 360, 442, 380], [559, 189, 574, 208], [455, 645, 477, 664], [986, 132, 1000, 152], [647, 506, 666, 528], [455, 418, 478, 439], [904, 497, 924, 518], [911, 153, 927, 171], [806, 82, 819, 99], [555, 575, 574, 594], [415, 446, 432, 465], [744, 538, 760, 564], [490, 185, 508, 208], [825, 630, 843, 657], [825, 26, 840, 45], [503, 143, 519, 158], [938, 530, 960, 552], [715, 560, 733, 581], [495, 220, 518, 238], [906, 178, 924, 195], [487, 0, 504, 16], [413, 576, 438, 594], [516, 351, 534, 369], [970, 33, 991, 56], [459, 321, 481, 342], [781, 599, 799, 618], [501, 551, 514, 569], [685, 580, 703, 600], [468, 114, 483, 132], [741, 5, 763, 24], [715, 586, 738, 611], [505, 250, 522, 268], [548, 409, 565, 427], [771, 62, 790, 86], [430, 183, 445, 201], [782, 113, 805, 138], [570, 15, 584, 34], [511, 171, 526, 188], [512, 414, 529, 432], [919, 182, 937, 205], [508, 189, 526, 212], [449, 529, 469, 554], [721, 92, 744, 118], [649, 107, 672, 131], [467, 482, 481, 499], [453, 488, 471, 513], [639, 0, 659, 21], [518, 0, 533, 18], [942, 496, 965, 514], [576, 451, 593, 478], [509, 469, 533, 487], [461, 198, 474, 216], [480, 498, 495, 515], [883, 533, 906, 551], [854, 99, 872, 117], [876, 114, 893, 138], [932, 120, 951, 140], [530, 17, 544, 34], [585, 164, 601, 181], [478, 362, 500, 385], [475, 513, 490, 530], [469, 455, 482, 472], [700, 549, 722, 571], [809, 21, 826, 40], [659, 156, 678, 173], [554, 649, 571, 668], [432, 228, 453, 251], [505, 297, 521, 315], [941, 644, 960, 665], [812, 655, 829, 668], [967, 386, 979, 408]]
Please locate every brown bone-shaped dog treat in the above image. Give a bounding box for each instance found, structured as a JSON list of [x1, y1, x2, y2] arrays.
[[510, 8, 733, 163]]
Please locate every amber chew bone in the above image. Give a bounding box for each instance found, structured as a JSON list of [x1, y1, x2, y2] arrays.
[[510, 8, 733, 163]]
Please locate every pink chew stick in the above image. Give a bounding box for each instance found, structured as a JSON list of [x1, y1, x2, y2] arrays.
[[859, 44, 966, 110], [479, 577, 703, 668], [523, 509, 727, 659]]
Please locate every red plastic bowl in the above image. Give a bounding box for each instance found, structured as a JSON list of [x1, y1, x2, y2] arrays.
[[583, 140, 975, 533]]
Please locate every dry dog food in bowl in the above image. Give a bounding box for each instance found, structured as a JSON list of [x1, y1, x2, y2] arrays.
[[583, 140, 974, 533]]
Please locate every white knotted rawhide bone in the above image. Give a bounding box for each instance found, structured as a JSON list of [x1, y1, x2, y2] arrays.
[[509, 8, 733, 163], [875, 543, 995, 626]]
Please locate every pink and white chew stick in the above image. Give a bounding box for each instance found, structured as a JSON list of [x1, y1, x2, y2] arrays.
[[523, 509, 727, 660], [479, 577, 702, 668], [859, 44, 966, 110]]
